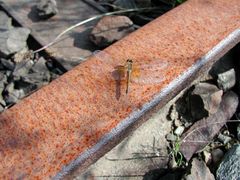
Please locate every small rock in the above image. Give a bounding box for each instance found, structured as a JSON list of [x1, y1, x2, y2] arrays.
[[217, 68, 236, 92], [217, 134, 232, 145], [7, 28, 31, 54], [0, 58, 15, 70], [173, 119, 182, 127], [203, 151, 212, 165], [37, 0, 58, 19], [90, 16, 135, 47], [13, 60, 34, 80], [191, 82, 223, 119], [4, 82, 25, 105], [174, 126, 185, 136], [22, 72, 50, 87], [31, 57, 49, 73], [209, 52, 235, 79], [237, 124, 240, 141], [216, 144, 240, 180], [5, 89, 25, 105], [168, 104, 179, 121], [5, 82, 14, 94], [211, 148, 224, 165], [183, 158, 215, 180], [166, 133, 177, 142], [21, 57, 51, 86]]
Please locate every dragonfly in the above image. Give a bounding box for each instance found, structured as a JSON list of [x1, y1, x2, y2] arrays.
[[92, 50, 170, 94]]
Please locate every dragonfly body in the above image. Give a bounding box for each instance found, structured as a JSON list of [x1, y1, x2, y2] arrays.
[[125, 59, 133, 94]]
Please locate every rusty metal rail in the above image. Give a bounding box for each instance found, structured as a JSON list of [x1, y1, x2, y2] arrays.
[[0, 0, 239, 179]]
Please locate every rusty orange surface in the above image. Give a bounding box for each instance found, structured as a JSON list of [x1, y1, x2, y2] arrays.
[[0, 0, 240, 179]]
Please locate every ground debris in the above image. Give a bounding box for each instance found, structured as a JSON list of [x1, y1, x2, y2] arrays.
[[180, 91, 238, 161]]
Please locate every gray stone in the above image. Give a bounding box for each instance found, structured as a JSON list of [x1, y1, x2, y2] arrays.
[[183, 158, 215, 180], [22, 72, 50, 87], [217, 68, 236, 92], [4, 82, 25, 105], [0, 30, 10, 56], [0, 27, 30, 56], [0, 11, 12, 30], [13, 60, 34, 80], [7, 28, 31, 54], [216, 145, 240, 180], [21, 57, 51, 86], [37, 0, 58, 19], [31, 57, 49, 73], [0, 58, 15, 70], [90, 16, 135, 47], [217, 134, 232, 145]]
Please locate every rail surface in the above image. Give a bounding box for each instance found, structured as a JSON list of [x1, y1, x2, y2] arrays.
[[0, 0, 239, 179]]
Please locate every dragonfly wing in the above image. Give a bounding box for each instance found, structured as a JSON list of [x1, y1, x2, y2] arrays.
[[132, 60, 170, 85], [90, 50, 115, 76]]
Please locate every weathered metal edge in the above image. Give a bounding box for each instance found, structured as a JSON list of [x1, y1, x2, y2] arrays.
[[54, 29, 240, 179]]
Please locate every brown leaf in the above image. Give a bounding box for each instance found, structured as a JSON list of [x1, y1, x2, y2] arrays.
[[180, 91, 239, 161]]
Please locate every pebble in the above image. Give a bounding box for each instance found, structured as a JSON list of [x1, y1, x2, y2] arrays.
[[166, 133, 177, 142], [217, 134, 232, 145], [174, 126, 185, 136], [217, 68, 236, 92], [37, 0, 58, 19]]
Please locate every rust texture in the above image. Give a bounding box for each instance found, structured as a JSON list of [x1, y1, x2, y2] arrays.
[[0, 0, 239, 179]]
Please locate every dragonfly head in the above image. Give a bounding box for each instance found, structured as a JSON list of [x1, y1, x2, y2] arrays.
[[127, 59, 133, 64]]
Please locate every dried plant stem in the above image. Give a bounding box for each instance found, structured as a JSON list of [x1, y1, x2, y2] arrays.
[[33, 7, 158, 54]]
